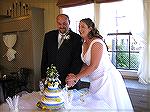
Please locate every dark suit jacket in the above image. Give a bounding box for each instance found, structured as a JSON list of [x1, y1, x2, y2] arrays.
[[41, 29, 83, 87]]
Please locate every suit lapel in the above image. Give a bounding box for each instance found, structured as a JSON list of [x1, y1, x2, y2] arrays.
[[58, 39, 69, 50], [58, 38, 70, 50], [58, 29, 73, 50]]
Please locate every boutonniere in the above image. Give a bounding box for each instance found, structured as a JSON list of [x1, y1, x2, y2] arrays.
[[64, 35, 70, 40]]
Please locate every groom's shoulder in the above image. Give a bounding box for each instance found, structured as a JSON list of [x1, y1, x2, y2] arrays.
[[44, 30, 58, 41]]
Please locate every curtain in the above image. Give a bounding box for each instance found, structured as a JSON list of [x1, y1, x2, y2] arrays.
[[57, 0, 121, 8], [138, 0, 150, 84], [3, 34, 17, 61], [94, 0, 122, 3], [57, 0, 93, 8]]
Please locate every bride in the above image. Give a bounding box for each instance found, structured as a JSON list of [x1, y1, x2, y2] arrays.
[[66, 18, 133, 111]]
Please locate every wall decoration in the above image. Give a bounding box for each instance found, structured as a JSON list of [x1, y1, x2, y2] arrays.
[[3, 34, 17, 61]]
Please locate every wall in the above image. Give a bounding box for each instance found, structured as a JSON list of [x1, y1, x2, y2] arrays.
[[0, 9, 45, 90], [0, 0, 59, 32], [0, 0, 60, 90], [0, 17, 33, 72]]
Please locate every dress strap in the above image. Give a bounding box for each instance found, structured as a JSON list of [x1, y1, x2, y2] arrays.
[[89, 39, 104, 49]]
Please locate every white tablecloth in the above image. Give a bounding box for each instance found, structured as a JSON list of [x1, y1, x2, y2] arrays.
[[0, 91, 42, 112], [0, 90, 110, 112]]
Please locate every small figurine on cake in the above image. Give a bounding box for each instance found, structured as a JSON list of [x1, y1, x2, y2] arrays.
[[36, 64, 65, 110]]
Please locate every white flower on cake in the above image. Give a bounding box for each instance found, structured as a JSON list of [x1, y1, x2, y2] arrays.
[[45, 64, 61, 87]]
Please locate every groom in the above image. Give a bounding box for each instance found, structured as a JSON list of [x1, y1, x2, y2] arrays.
[[41, 14, 89, 89]]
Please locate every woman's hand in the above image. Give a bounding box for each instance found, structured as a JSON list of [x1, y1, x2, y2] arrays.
[[65, 73, 79, 88]]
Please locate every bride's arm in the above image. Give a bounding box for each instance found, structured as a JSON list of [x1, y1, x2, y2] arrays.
[[79, 63, 88, 73], [66, 64, 88, 87], [66, 42, 103, 82]]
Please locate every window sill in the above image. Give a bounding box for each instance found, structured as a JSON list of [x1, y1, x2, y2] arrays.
[[118, 69, 138, 80]]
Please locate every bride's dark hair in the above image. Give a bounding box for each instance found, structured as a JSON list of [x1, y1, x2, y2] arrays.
[[80, 18, 103, 39], [80, 18, 108, 51]]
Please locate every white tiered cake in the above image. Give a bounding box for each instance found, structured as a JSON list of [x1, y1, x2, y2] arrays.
[[36, 64, 64, 110]]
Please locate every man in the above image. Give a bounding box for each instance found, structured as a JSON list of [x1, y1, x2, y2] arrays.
[[41, 14, 89, 89]]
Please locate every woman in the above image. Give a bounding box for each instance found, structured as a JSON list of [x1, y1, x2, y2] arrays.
[[66, 18, 133, 111]]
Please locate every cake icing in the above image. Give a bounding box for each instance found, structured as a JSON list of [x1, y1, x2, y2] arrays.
[[36, 64, 64, 110]]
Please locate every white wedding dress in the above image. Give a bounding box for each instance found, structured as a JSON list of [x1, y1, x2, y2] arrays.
[[70, 39, 133, 112]]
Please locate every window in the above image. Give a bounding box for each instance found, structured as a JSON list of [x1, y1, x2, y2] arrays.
[[62, 4, 94, 33], [62, 0, 144, 72], [106, 32, 139, 70], [99, 0, 144, 71]]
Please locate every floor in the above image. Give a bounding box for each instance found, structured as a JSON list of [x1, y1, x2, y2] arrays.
[[124, 79, 150, 112], [124, 79, 150, 90]]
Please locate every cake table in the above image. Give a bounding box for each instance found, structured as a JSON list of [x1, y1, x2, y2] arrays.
[[0, 89, 110, 112]]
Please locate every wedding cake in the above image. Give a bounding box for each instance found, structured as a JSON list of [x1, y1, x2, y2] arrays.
[[36, 64, 64, 110]]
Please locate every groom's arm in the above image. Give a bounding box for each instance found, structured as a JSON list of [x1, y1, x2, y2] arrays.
[[70, 34, 83, 74]]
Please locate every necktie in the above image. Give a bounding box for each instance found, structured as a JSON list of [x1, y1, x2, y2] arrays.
[[58, 34, 65, 49]]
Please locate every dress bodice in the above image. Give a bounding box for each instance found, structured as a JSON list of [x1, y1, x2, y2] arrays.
[[81, 39, 112, 80], [81, 39, 105, 65]]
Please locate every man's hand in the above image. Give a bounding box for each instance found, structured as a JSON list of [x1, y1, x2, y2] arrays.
[[65, 73, 79, 88]]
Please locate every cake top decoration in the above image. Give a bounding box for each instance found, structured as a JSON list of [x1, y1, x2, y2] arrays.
[[45, 64, 61, 86], [46, 64, 59, 80]]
